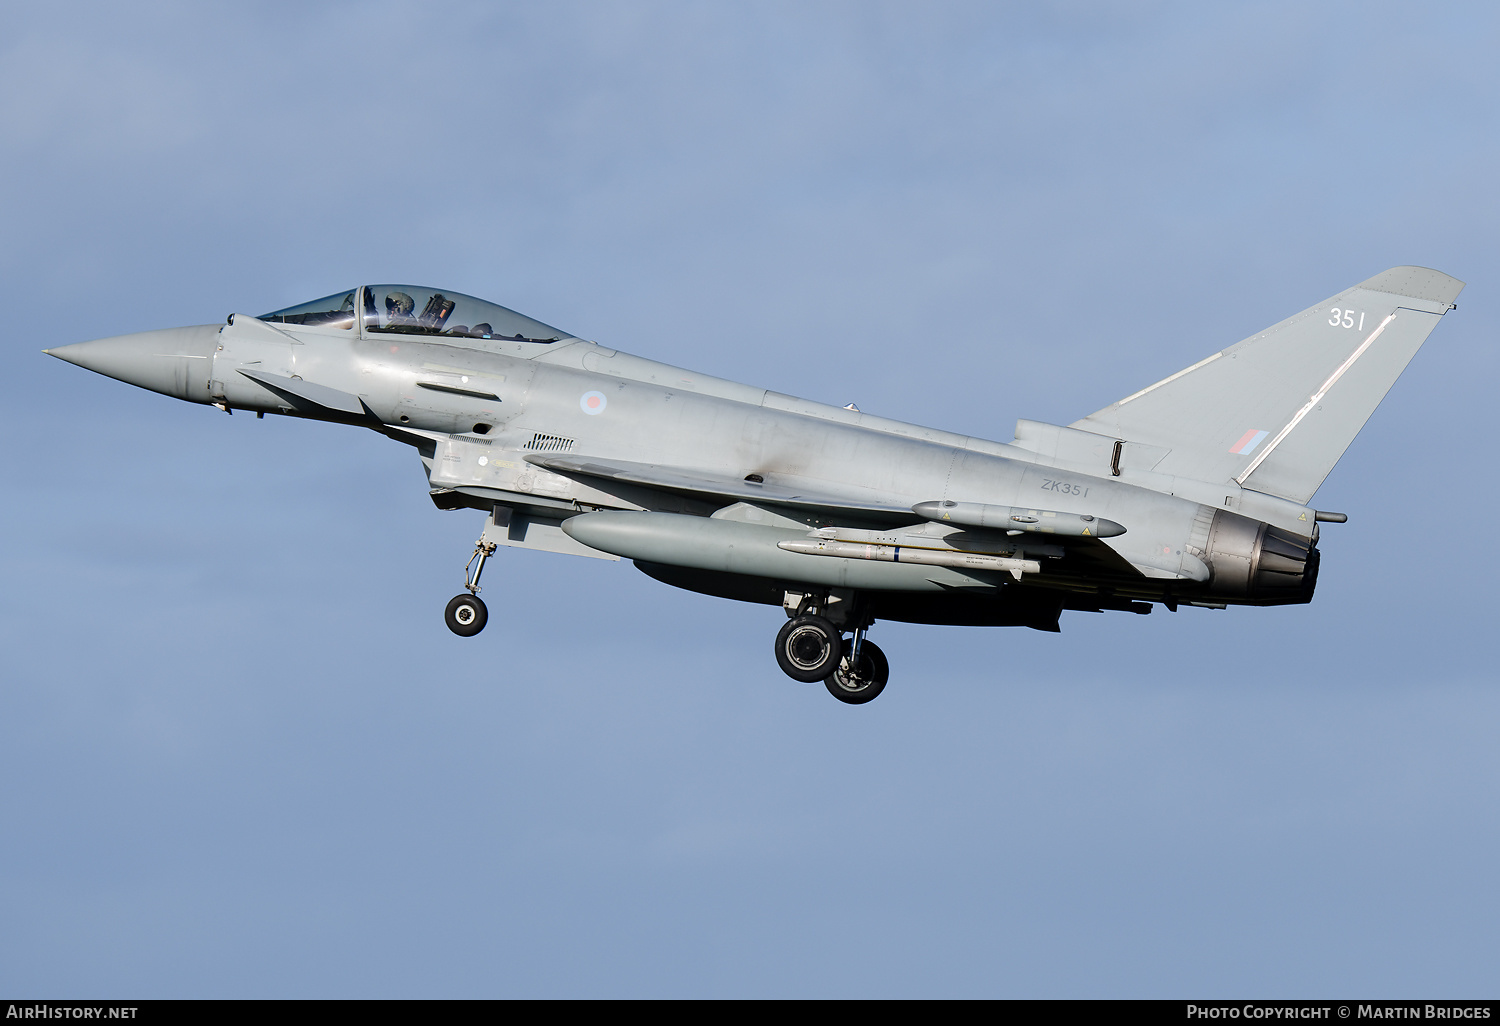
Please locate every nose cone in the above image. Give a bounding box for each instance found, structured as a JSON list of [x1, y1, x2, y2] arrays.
[[47, 324, 220, 402]]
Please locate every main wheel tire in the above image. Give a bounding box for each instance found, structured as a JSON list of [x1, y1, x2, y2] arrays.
[[825, 639, 889, 704], [444, 593, 489, 637], [775, 615, 843, 682]]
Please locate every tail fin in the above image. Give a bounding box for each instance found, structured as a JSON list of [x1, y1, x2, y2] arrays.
[[1072, 266, 1463, 504]]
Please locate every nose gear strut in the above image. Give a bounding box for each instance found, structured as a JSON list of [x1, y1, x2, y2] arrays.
[[444, 506, 510, 637], [463, 538, 496, 596]]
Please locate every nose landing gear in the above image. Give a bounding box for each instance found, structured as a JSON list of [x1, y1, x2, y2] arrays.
[[774, 591, 890, 703], [444, 507, 505, 637]]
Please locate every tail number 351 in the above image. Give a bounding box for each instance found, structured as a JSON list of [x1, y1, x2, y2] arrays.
[[1328, 308, 1365, 330]]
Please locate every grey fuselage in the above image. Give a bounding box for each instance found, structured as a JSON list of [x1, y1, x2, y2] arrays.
[[76, 310, 1320, 626]]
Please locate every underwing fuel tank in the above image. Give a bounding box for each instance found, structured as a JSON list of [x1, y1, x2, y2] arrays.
[[561, 511, 1029, 592]]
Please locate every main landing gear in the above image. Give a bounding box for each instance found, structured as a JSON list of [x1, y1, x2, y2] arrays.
[[774, 591, 889, 704], [444, 509, 502, 637]]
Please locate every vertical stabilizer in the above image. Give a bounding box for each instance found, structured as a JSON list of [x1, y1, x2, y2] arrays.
[[1070, 267, 1462, 503]]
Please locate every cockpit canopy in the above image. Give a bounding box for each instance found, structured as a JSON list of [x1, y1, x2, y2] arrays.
[[260, 285, 570, 343], [260, 289, 358, 328]]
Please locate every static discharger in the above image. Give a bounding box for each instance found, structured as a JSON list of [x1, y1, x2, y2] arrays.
[[911, 500, 1126, 538]]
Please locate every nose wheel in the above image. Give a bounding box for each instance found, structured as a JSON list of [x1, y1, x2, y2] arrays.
[[445, 592, 488, 636]]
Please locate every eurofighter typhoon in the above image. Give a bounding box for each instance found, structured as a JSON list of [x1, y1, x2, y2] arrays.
[[47, 268, 1461, 704]]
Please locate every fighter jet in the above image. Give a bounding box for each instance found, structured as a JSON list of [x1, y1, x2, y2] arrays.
[[46, 268, 1461, 703]]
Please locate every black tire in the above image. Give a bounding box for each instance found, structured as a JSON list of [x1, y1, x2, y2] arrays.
[[825, 639, 889, 705], [444, 593, 488, 637], [774, 615, 842, 682]]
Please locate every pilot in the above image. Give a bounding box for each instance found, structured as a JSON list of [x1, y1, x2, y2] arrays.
[[384, 291, 416, 327], [471, 322, 493, 338]]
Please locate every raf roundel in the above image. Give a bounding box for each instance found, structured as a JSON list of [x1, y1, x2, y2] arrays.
[[580, 390, 607, 415]]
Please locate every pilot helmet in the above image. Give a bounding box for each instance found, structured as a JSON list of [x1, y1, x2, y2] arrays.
[[384, 292, 415, 320]]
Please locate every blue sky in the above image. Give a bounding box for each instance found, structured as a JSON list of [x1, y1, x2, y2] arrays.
[[2, 1, 1498, 997]]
